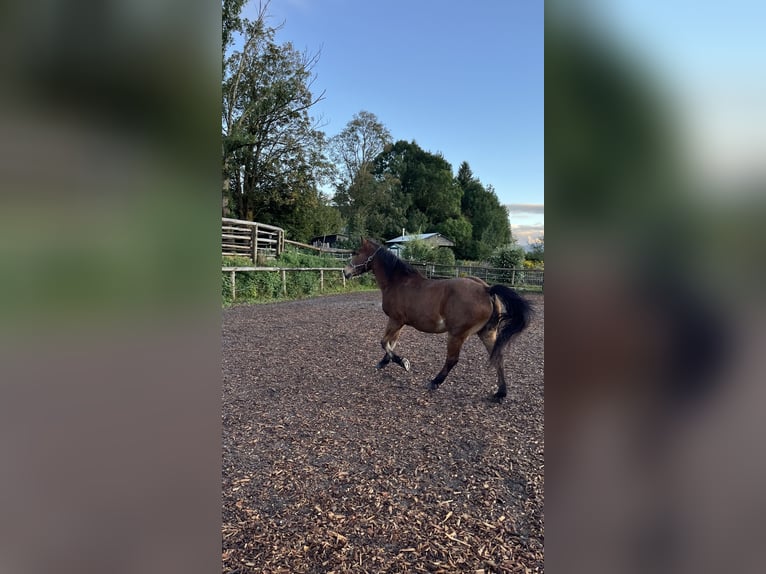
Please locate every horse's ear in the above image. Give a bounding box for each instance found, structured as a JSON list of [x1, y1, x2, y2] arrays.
[[360, 236, 367, 246]]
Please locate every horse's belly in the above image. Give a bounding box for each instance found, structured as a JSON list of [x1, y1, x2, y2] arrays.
[[409, 315, 447, 334]]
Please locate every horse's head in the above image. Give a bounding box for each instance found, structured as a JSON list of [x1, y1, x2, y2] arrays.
[[343, 238, 381, 279]]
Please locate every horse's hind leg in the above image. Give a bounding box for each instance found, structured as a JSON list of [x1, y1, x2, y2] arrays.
[[377, 319, 410, 371], [429, 333, 467, 390], [479, 328, 507, 400]]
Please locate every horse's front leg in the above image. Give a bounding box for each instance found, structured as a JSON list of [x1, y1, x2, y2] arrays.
[[429, 333, 467, 390], [377, 320, 409, 371]]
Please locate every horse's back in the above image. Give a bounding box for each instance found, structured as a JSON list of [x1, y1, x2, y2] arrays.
[[465, 276, 490, 287], [435, 277, 494, 330]]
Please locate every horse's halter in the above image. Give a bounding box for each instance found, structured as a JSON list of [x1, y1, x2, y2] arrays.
[[349, 246, 383, 275]]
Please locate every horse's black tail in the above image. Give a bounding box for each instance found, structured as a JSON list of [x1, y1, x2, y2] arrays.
[[488, 285, 532, 367]]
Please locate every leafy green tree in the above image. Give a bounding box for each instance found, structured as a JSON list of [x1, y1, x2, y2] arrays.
[[341, 171, 409, 241], [282, 192, 345, 242], [326, 111, 393, 238], [373, 140, 462, 232], [222, 3, 333, 232], [527, 235, 544, 262], [330, 111, 392, 203], [436, 216, 472, 250], [457, 162, 511, 260], [222, 0, 248, 53]]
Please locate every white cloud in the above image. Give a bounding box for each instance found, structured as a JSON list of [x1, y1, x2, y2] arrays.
[[504, 204, 543, 246], [506, 203, 545, 215], [511, 224, 544, 247]]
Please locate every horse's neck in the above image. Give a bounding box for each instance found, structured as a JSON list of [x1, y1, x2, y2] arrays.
[[371, 263, 390, 291], [371, 261, 422, 293]]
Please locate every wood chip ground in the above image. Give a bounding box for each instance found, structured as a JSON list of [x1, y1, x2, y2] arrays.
[[223, 291, 544, 573]]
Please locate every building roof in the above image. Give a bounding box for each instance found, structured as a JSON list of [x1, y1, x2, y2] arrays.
[[385, 233, 454, 246], [386, 232, 437, 243]]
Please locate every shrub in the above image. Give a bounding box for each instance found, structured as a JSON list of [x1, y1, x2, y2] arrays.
[[489, 243, 525, 269], [223, 255, 253, 267], [402, 238, 456, 265]]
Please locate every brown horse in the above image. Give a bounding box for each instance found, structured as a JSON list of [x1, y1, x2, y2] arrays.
[[343, 238, 531, 400]]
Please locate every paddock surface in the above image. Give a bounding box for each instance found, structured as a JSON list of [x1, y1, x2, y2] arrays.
[[222, 291, 544, 573]]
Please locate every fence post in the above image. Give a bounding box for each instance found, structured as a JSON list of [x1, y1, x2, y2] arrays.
[[342, 271, 346, 288], [281, 269, 286, 295], [511, 268, 516, 286], [230, 270, 236, 300], [251, 224, 258, 265], [320, 269, 324, 292]]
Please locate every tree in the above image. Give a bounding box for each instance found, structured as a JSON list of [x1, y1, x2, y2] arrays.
[[373, 140, 462, 229], [222, 0, 249, 53], [328, 111, 393, 239], [457, 162, 511, 260], [527, 235, 544, 262], [283, 192, 344, 242], [329, 111, 392, 195], [436, 216, 472, 251], [222, 2, 333, 233]]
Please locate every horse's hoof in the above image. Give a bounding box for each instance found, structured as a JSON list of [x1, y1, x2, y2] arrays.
[[428, 381, 440, 391], [492, 391, 506, 402], [401, 358, 410, 371], [375, 361, 387, 370]]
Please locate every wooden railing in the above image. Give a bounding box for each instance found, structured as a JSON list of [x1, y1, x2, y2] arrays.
[[284, 239, 352, 260], [222, 218, 352, 262], [222, 218, 284, 261], [222, 266, 347, 300], [409, 262, 544, 291]]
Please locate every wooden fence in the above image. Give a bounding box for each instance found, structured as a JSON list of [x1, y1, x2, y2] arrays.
[[222, 218, 285, 261], [223, 266, 347, 300], [223, 264, 542, 301], [222, 218, 352, 262], [409, 262, 544, 291], [284, 239, 352, 260]]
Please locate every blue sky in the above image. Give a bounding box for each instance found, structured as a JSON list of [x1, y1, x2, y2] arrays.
[[240, 0, 544, 245]]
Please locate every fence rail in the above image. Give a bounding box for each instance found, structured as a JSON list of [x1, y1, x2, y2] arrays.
[[222, 217, 285, 261], [409, 262, 544, 290], [284, 239, 353, 260], [222, 218, 353, 262], [223, 266, 347, 299], [223, 263, 542, 301]]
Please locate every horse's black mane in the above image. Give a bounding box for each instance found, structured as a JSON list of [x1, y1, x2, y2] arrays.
[[370, 241, 422, 279]]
